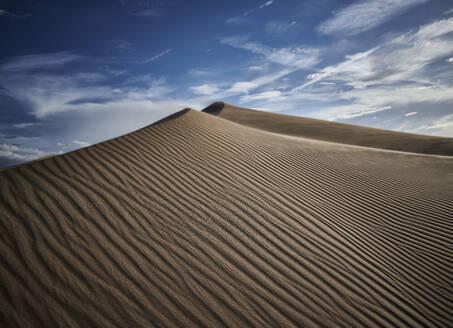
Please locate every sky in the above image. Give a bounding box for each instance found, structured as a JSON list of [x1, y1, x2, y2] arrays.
[[1, 0, 453, 167]]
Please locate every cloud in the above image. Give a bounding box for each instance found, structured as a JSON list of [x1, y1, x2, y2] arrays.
[[142, 49, 171, 64], [188, 69, 212, 76], [226, 0, 275, 25], [259, 1, 274, 9], [0, 144, 48, 161], [13, 122, 43, 129], [296, 47, 378, 90], [226, 69, 292, 95], [405, 111, 417, 117], [247, 65, 268, 72], [120, 0, 164, 17], [318, 0, 429, 35], [114, 39, 134, 53], [1, 52, 81, 72], [190, 84, 220, 95], [73, 140, 91, 147], [241, 90, 282, 102], [416, 114, 453, 136], [221, 37, 321, 69], [132, 9, 162, 17], [447, 57, 453, 63], [234, 18, 453, 136], [444, 8, 453, 15], [0, 52, 184, 160], [265, 21, 297, 36], [299, 18, 453, 92], [0, 9, 30, 18], [322, 105, 392, 120], [228, 82, 258, 94]]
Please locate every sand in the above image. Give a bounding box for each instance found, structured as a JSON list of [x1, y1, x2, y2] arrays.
[[0, 102, 452, 327]]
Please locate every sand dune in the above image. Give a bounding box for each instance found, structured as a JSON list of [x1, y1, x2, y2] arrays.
[[0, 103, 452, 327], [204, 102, 453, 156]]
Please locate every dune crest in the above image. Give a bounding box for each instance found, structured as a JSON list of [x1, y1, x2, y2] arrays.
[[204, 102, 453, 156], [0, 105, 452, 327]]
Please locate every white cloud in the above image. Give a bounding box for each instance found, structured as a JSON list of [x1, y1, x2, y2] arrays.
[[236, 17, 453, 136], [226, 0, 275, 25], [221, 37, 321, 69], [73, 140, 91, 147], [318, 0, 429, 35], [444, 8, 453, 15], [13, 122, 43, 129], [323, 105, 392, 120], [298, 18, 453, 94], [296, 47, 378, 90], [188, 69, 212, 76], [142, 49, 171, 64], [0, 53, 185, 150], [1, 52, 81, 71], [190, 84, 220, 95], [247, 65, 268, 72], [417, 114, 453, 136], [223, 69, 292, 96], [241, 90, 282, 102], [0, 144, 48, 161], [259, 1, 274, 9], [228, 82, 258, 94], [405, 111, 418, 117], [447, 57, 453, 63]]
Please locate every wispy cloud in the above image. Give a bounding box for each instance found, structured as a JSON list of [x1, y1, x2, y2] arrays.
[[120, 0, 164, 18], [443, 7, 453, 15], [188, 69, 213, 76], [190, 84, 220, 95], [226, 0, 275, 25], [234, 17, 453, 136], [0, 52, 184, 157], [113, 39, 134, 53], [241, 90, 282, 102], [13, 122, 43, 129], [132, 8, 162, 17], [405, 111, 418, 117], [1, 52, 81, 72], [142, 49, 171, 64], [322, 105, 393, 120], [0, 8, 30, 18], [221, 37, 320, 69], [259, 1, 274, 9], [0, 144, 48, 161], [265, 21, 297, 36], [73, 140, 91, 147], [318, 0, 429, 35], [416, 113, 453, 136]]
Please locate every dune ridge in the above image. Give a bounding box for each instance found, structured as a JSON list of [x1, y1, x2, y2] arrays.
[[0, 105, 452, 327], [204, 102, 453, 156]]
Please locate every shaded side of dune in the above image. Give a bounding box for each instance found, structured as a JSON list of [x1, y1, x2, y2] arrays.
[[203, 102, 453, 156], [0, 108, 452, 327]]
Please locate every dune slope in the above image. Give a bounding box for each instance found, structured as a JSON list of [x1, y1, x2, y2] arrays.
[[203, 102, 453, 156], [0, 106, 452, 327]]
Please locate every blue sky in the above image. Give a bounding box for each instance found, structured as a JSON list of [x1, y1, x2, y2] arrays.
[[1, 0, 453, 166]]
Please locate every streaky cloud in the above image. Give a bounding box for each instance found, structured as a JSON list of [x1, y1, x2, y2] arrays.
[[318, 0, 429, 35]]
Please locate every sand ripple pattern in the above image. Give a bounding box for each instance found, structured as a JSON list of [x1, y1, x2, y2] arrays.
[[1, 105, 452, 327]]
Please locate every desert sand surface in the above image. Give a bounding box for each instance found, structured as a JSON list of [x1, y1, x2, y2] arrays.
[[0, 102, 452, 327], [204, 102, 453, 156]]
